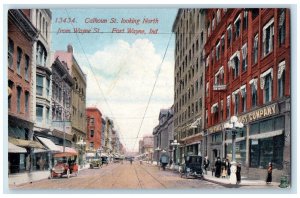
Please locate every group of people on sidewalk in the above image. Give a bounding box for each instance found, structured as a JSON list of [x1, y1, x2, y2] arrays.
[[203, 156, 273, 185]]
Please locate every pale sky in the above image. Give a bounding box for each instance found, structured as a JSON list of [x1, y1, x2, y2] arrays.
[[50, 9, 177, 152]]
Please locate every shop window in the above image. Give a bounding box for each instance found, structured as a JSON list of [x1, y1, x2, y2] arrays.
[[252, 34, 259, 64], [262, 18, 274, 57], [17, 47, 22, 75], [226, 141, 246, 163], [8, 38, 14, 68], [278, 9, 286, 46], [250, 122, 259, 135]]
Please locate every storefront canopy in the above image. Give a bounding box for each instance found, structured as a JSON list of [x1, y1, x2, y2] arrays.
[[8, 142, 26, 153], [37, 136, 60, 152], [57, 146, 77, 154], [8, 137, 44, 149]]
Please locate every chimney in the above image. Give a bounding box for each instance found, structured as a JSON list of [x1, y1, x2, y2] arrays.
[[67, 44, 73, 53]]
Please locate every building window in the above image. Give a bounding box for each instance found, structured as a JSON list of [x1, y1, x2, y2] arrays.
[[232, 90, 239, 115], [250, 79, 258, 108], [90, 118, 95, 125], [251, 9, 259, 20], [212, 17, 216, 31], [253, 34, 259, 64], [243, 11, 248, 30], [8, 38, 14, 68], [24, 55, 30, 81], [90, 130, 94, 138], [231, 56, 240, 79], [90, 142, 94, 150], [36, 105, 43, 123], [17, 86, 22, 113], [212, 132, 222, 143], [278, 61, 286, 98], [216, 41, 220, 61], [17, 47, 22, 75], [46, 78, 50, 97], [234, 16, 241, 39], [226, 140, 246, 163], [263, 18, 274, 57], [25, 91, 29, 113], [227, 25, 232, 47], [278, 9, 286, 47], [217, 9, 221, 24], [201, 31, 204, 45], [221, 35, 225, 54], [240, 86, 247, 112], [36, 75, 43, 96], [36, 42, 47, 67], [241, 43, 247, 72], [260, 69, 273, 104], [8, 80, 14, 110], [226, 96, 230, 118], [46, 107, 50, 124]]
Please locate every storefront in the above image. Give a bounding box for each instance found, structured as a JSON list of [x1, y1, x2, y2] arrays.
[[206, 101, 291, 181]]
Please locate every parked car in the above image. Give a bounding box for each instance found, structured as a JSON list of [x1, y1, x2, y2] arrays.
[[49, 152, 79, 179], [101, 156, 109, 165], [90, 158, 102, 169], [180, 155, 203, 179]]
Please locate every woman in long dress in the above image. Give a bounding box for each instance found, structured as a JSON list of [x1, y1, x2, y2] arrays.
[[266, 162, 273, 184]]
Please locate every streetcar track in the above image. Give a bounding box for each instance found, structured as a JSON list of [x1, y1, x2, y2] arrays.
[[133, 164, 143, 189], [137, 164, 167, 188]]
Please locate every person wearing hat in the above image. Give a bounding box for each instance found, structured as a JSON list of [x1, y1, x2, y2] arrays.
[[266, 162, 273, 184], [229, 161, 237, 184], [236, 162, 241, 184]]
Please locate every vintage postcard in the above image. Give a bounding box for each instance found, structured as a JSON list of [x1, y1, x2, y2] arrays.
[[5, 6, 293, 192]]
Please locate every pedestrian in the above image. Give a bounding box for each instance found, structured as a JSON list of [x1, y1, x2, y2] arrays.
[[221, 158, 227, 178], [214, 157, 222, 178], [211, 165, 215, 176], [229, 161, 237, 184], [225, 158, 231, 177], [266, 162, 273, 184], [203, 156, 210, 175], [236, 162, 241, 184]]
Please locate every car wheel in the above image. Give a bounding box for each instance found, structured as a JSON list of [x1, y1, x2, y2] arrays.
[[67, 169, 70, 178]]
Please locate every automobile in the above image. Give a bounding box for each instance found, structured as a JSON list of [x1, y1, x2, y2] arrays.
[[101, 156, 109, 165], [180, 155, 203, 179], [49, 152, 79, 179], [90, 158, 102, 169]]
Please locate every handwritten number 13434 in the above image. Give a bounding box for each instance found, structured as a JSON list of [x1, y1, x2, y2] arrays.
[[55, 17, 76, 23]]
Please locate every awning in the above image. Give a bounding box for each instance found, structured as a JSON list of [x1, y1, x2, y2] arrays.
[[8, 137, 45, 149], [249, 130, 283, 140], [34, 148, 48, 153], [57, 146, 77, 154], [100, 153, 108, 157], [37, 136, 60, 152], [8, 142, 26, 153]]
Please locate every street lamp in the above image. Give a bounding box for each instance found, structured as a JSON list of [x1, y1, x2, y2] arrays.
[[224, 115, 244, 184], [155, 147, 161, 166], [171, 140, 180, 166], [76, 139, 86, 168]]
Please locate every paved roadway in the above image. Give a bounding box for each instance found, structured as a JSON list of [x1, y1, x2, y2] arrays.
[[12, 161, 225, 190]]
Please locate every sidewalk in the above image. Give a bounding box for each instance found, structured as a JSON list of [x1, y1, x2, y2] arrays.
[[200, 171, 280, 188], [8, 163, 90, 187]]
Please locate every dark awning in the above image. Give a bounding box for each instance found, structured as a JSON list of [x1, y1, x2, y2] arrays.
[[8, 137, 45, 149]]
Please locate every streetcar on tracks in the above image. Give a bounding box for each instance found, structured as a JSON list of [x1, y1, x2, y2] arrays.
[[49, 152, 79, 179]]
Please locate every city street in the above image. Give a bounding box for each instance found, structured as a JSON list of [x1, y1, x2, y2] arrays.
[[11, 161, 225, 190]]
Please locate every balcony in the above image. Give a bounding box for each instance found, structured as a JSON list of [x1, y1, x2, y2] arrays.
[[213, 84, 227, 91]]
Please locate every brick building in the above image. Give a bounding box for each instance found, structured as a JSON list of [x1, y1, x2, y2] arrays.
[[8, 9, 41, 173], [86, 107, 103, 157], [203, 8, 290, 182]]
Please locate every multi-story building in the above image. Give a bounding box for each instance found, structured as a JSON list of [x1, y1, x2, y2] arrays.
[[86, 107, 103, 155], [104, 118, 114, 155], [8, 9, 41, 173], [172, 9, 207, 163], [204, 8, 290, 182], [55, 45, 87, 142], [153, 108, 173, 163]]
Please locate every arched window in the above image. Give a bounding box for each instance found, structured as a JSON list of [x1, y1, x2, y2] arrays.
[[36, 41, 47, 67]]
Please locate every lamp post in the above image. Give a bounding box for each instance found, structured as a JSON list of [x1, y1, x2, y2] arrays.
[[224, 115, 244, 184], [155, 147, 161, 166], [76, 139, 86, 168], [171, 140, 180, 167]]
